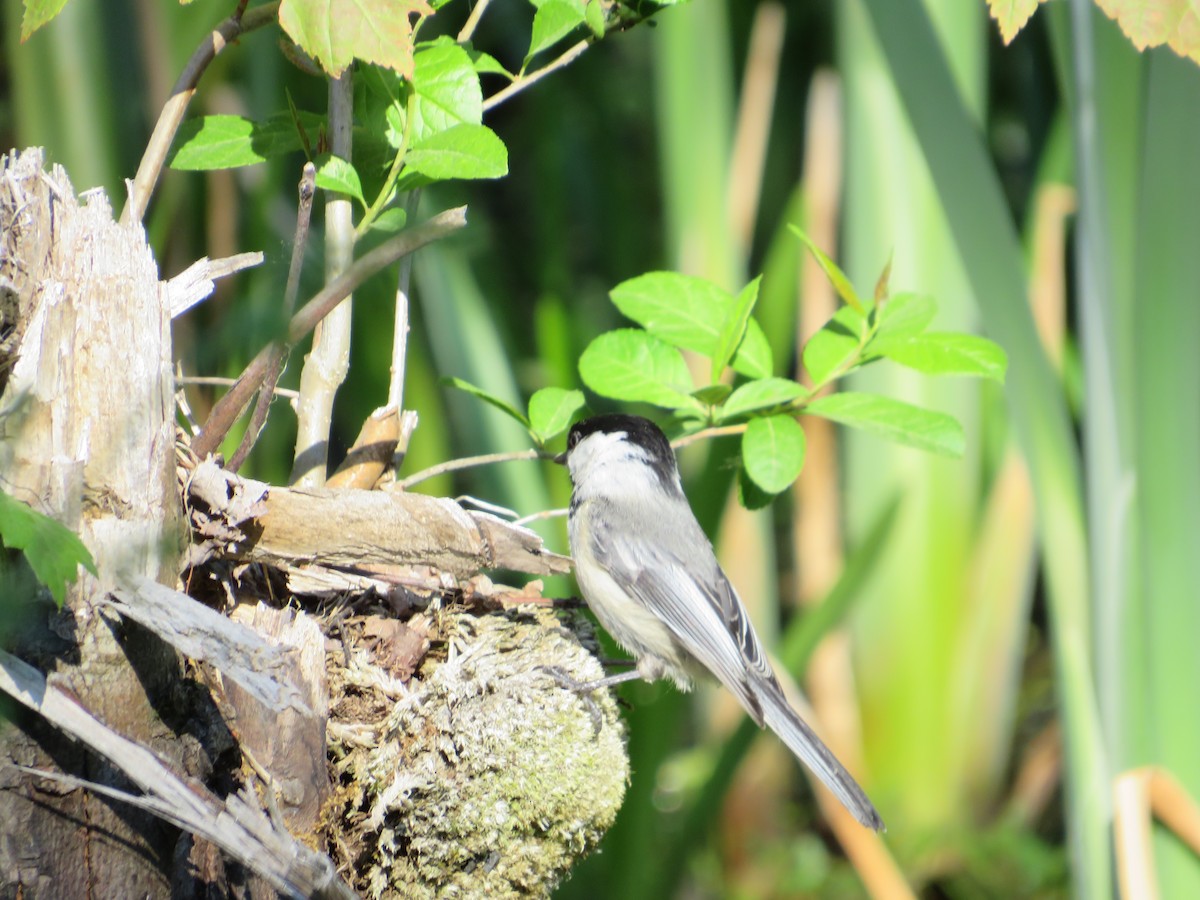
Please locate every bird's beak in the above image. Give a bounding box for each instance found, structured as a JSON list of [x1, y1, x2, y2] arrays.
[[553, 450, 568, 466]]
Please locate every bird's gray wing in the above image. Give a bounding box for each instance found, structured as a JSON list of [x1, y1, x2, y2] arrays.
[[587, 502, 775, 724], [587, 500, 885, 830]]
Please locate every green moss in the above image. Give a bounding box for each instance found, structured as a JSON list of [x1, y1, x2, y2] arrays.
[[330, 605, 628, 898]]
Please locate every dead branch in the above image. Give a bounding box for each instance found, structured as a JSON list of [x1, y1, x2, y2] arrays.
[[0, 649, 354, 900]]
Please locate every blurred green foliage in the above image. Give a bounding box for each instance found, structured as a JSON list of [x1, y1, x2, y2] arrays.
[[5, 0, 1200, 896]]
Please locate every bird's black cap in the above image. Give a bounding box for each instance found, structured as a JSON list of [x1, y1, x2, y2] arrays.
[[563, 414, 679, 488]]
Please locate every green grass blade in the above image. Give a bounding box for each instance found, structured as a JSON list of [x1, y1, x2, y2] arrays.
[[858, 0, 1106, 893]]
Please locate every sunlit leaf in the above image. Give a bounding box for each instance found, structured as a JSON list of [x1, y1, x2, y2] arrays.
[[527, 0, 587, 61], [731, 319, 773, 379], [610, 272, 730, 355], [314, 154, 366, 205], [1094, 0, 1200, 63], [579, 329, 699, 409], [987, 0, 1050, 44], [877, 332, 1008, 382], [720, 377, 808, 420], [807, 391, 964, 457], [443, 376, 530, 426], [169, 113, 324, 170], [403, 124, 508, 181], [279, 0, 435, 79], [871, 292, 937, 346], [19, 0, 69, 40], [742, 415, 806, 493], [712, 276, 761, 381], [803, 306, 867, 386], [790, 225, 865, 313], [528, 387, 586, 442]]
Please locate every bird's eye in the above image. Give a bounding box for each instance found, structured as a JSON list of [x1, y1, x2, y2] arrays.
[[568, 430, 581, 449]]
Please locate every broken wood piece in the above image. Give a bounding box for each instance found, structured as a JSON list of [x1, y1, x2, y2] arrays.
[[184, 458, 572, 579], [0, 648, 356, 900], [165, 252, 265, 318]]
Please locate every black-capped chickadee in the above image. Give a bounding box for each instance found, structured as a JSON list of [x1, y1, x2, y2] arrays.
[[559, 413, 883, 831]]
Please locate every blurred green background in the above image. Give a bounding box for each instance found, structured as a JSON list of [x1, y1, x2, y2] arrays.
[[4, 0, 1199, 896]]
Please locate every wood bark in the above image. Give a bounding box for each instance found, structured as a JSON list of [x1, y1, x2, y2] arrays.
[[0, 148, 184, 895]]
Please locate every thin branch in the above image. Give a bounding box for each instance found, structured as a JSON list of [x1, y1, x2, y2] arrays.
[[228, 163, 316, 472], [121, 2, 280, 224], [284, 162, 318, 319], [397, 448, 549, 490], [457, 0, 493, 42], [388, 190, 421, 410], [670, 423, 748, 450], [191, 206, 468, 460], [292, 71, 356, 488], [483, 38, 591, 112], [394, 421, 753, 494], [179, 376, 298, 400], [514, 507, 568, 526]]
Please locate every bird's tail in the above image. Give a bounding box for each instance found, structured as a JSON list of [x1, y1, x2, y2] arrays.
[[759, 683, 885, 831]]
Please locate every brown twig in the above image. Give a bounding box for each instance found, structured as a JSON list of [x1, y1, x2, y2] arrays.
[[397, 448, 550, 490], [192, 205, 468, 460], [669, 423, 748, 450], [121, 2, 280, 225], [227, 163, 317, 472], [482, 39, 591, 112], [457, 0, 493, 42]]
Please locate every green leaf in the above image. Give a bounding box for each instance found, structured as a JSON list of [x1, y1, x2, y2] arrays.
[[608, 271, 770, 377], [467, 49, 512, 78], [21, 0, 70, 40], [406, 42, 484, 142], [279, 0, 434, 79], [442, 376, 530, 427], [0, 491, 96, 607], [803, 306, 867, 386], [876, 332, 1008, 382], [403, 124, 508, 181], [579, 330, 700, 409], [870, 292, 937, 345], [737, 465, 775, 510], [528, 387, 586, 443], [789, 225, 865, 313], [731, 318, 773, 379], [169, 113, 325, 170], [368, 207, 408, 233], [526, 0, 587, 62], [692, 384, 733, 406], [314, 155, 366, 206], [742, 415, 806, 493], [610, 271, 731, 356], [585, 0, 606, 37], [712, 276, 761, 382], [807, 392, 964, 457], [721, 377, 808, 420]]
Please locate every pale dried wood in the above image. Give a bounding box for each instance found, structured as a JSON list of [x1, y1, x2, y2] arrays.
[[0, 648, 353, 900]]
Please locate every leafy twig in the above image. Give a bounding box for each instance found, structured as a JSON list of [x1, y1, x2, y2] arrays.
[[389, 190, 422, 410], [121, 2, 280, 224], [292, 72, 356, 488], [457, 0, 493, 42], [670, 423, 749, 450], [192, 206, 468, 460], [228, 163, 317, 472], [483, 38, 591, 112], [397, 448, 550, 490]]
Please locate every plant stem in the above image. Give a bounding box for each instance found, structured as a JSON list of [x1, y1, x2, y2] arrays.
[[121, 1, 279, 224], [292, 71, 355, 488]]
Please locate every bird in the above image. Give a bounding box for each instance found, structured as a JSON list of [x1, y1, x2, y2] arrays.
[[559, 412, 883, 831]]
